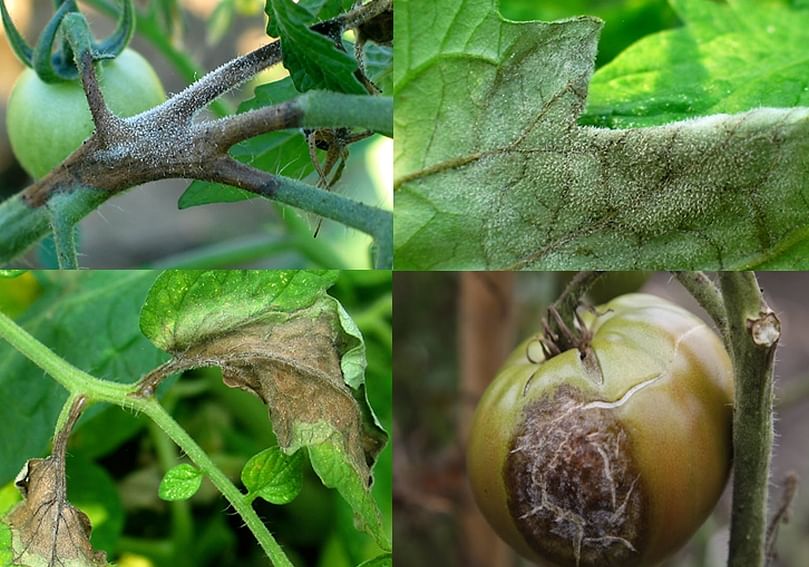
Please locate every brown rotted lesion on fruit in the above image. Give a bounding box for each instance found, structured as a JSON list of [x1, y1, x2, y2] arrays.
[[505, 386, 647, 567]]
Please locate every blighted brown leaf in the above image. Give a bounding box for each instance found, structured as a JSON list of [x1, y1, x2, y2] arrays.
[[6, 456, 107, 567], [178, 303, 385, 485]]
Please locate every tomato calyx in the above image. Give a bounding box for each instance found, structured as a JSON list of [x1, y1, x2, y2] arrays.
[[526, 304, 606, 390], [0, 0, 135, 82]]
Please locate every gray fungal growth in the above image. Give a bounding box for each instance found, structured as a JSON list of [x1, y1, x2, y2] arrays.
[[505, 386, 646, 567], [394, 9, 809, 269]]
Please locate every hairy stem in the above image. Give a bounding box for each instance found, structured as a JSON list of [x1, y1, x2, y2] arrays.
[[212, 92, 393, 147], [171, 42, 283, 119], [47, 207, 78, 270], [83, 0, 232, 117], [298, 91, 392, 137], [1, 2, 393, 268], [0, 309, 132, 401], [139, 399, 293, 567], [147, 419, 197, 567], [0, 188, 105, 266], [209, 159, 392, 267], [674, 271, 729, 346], [53, 393, 85, 443], [718, 272, 780, 567]]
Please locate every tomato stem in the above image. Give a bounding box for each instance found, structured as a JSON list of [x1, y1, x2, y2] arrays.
[[674, 271, 729, 346], [717, 272, 780, 567], [47, 203, 79, 270]]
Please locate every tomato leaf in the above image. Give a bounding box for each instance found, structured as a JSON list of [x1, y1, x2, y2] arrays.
[[363, 43, 393, 95], [357, 554, 392, 567], [267, 0, 354, 39], [0, 272, 167, 485], [583, 0, 809, 128], [140, 270, 338, 350], [394, 0, 809, 269], [0, 520, 12, 566], [267, 0, 365, 94], [158, 464, 204, 502], [3, 457, 109, 566], [139, 270, 389, 548], [241, 447, 304, 504]]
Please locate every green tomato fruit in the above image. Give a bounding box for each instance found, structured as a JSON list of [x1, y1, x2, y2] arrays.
[[467, 293, 734, 567], [6, 49, 165, 179]]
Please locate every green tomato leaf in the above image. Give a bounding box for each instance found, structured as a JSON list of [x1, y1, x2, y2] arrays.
[[0, 272, 167, 485], [0, 483, 20, 517], [140, 270, 338, 350], [179, 78, 314, 209], [0, 521, 12, 566], [241, 447, 304, 504], [308, 440, 390, 551], [158, 464, 203, 502], [394, 0, 809, 269], [267, 0, 365, 94], [583, 0, 809, 128], [0, 271, 25, 278], [139, 270, 388, 546], [363, 43, 393, 96], [357, 554, 392, 567], [751, 235, 809, 268], [267, 0, 354, 38]]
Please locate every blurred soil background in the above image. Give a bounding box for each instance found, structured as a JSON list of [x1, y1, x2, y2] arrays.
[[393, 272, 809, 567], [0, 0, 391, 268]]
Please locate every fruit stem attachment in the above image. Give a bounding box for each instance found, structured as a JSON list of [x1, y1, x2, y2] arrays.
[[529, 271, 603, 365]]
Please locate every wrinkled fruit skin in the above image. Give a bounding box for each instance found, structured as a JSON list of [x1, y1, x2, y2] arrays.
[[6, 49, 165, 179], [467, 293, 734, 567]]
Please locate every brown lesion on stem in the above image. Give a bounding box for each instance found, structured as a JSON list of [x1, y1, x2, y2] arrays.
[[132, 356, 213, 398], [21, 42, 299, 206], [20, 0, 390, 208]]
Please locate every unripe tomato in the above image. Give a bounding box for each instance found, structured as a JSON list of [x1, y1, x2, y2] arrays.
[[6, 49, 165, 179], [467, 293, 734, 567]]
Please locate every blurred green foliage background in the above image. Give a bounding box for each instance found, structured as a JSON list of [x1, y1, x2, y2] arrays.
[[499, 0, 679, 68]]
